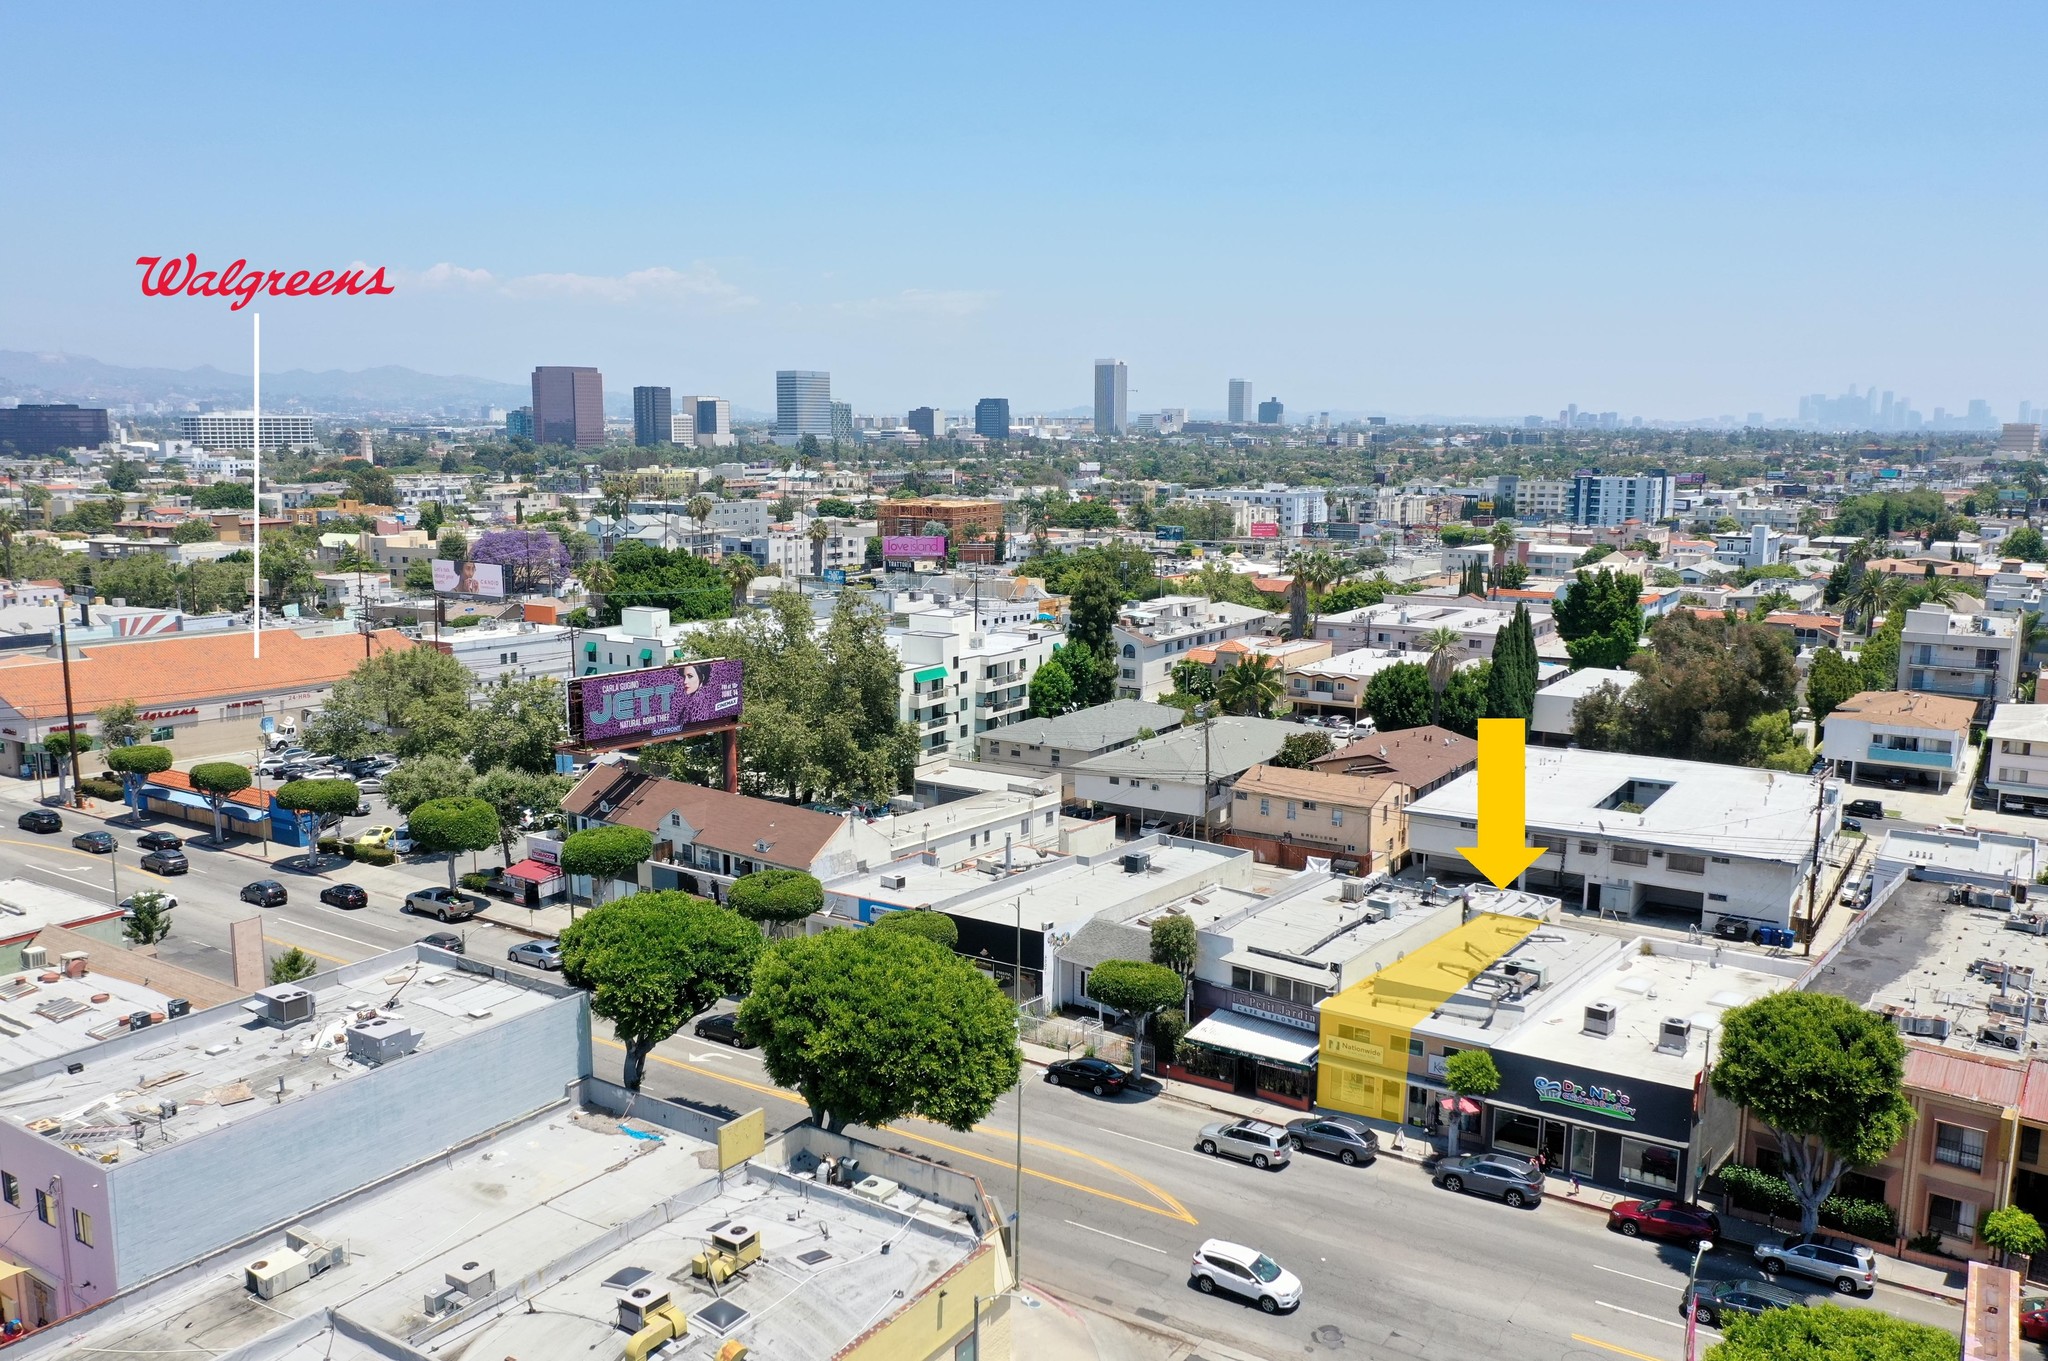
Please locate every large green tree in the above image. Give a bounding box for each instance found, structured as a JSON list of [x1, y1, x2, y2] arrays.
[[1568, 612, 1801, 766], [870, 909, 959, 950], [560, 892, 763, 1090], [1553, 568, 1644, 670], [1085, 959, 1187, 1075], [1214, 654, 1283, 717], [1363, 661, 1433, 731], [94, 699, 147, 750], [1704, 1304, 1958, 1361], [384, 753, 479, 815], [471, 767, 572, 863], [1028, 647, 1077, 718], [727, 869, 824, 935], [467, 676, 568, 775], [599, 540, 731, 624], [188, 761, 251, 844], [1271, 730, 1334, 769], [304, 646, 474, 761], [102, 743, 172, 821], [409, 796, 502, 891], [1804, 647, 1865, 721], [740, 927, 1021, 1133], [1068, 570, 1123, 655], [1483, 604, 1538, 724], [559, 824, 654, 903], [274, 777, 361, 858], [2002, 525, 2045, 562], [1711, 992, 1913, 1236]]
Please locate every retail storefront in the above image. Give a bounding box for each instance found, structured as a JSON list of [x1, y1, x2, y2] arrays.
[[1482, 1049, 1703, 1196], [1170, 1005, 1319, 1111]]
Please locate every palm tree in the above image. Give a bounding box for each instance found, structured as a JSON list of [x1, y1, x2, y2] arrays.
[[0, 507, 21, 579], [688, 494, 714, 534], [1489, 517, 1518, 570], [807, 518, 831, 576], [1214, 654, 1284, 717], [1847, 570, 1896, 631], [2020, 610, 2045, 678], [576, 557, 616, 605], [1421, 626, 1462, 724], [722, 555, 758, 608]]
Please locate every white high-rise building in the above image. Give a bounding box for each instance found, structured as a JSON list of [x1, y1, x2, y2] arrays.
[[684, 396, 735, 447], [1228, 379, 1254, 424], [176, 412, 315, 450], [775, 371, 832, 446], [1094, 359, 1128, 437]]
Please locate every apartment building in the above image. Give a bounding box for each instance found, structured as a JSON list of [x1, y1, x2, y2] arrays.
[[975, 699, 1186, 792], [1112, 595, 1276, 699], [1820, 690, 1975, 792], [1984, 703, 2048, 812], [890, 608, 1063, 761], [429, 619, 573, 686], [1184, 484, 1330, 538], [1317, 598, 1556, 658], [1225, 763, 1412, 874], [1512, 479, 1572, 520], [1288, 647, 1473, 721], [876, 497, 1006, 540], [1568, 471, 1675, 527], [1898, 604, 2020, 713], [1071, 717, 1295, 832]]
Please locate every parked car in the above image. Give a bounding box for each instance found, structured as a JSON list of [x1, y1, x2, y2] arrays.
[[240, 880, 288, 906], [405, 886, 483, 922], [256, 757, 292, 778], [270, 747, 311, 765], [1284, 1114, 1379, 1166], [1681, 1277, 1802, 1328], [121, 891, 178, 913], [318, 883, 369, 910], [1434, 1153, 1544, 1207], [1043, 1057, 1129, 1097], [16, 810, 61, 834], [418, 931, 465, 954], [1711, 916, 1753, 941], [1845, 799, 1884, 819], [391, 825, 414, 854], [1188, 1238, 1302, 1315], [1841, 817, 1863, 833], [1754, 1234, 1878, 1294], [1195, 1119, 1292, 1170], [135, 830, 183, 852], [72, 831, 115, 854], [2021, 1296, 2048, 1343], [1838, 875, 1866, 906], [1608, 1198, 1722, 1248], [355, 825, 396, 849], [693, 1010, 753, 1047], [354, 777, 383, 794], [139, 849, 190, 875], [507, 941, 563, 971]]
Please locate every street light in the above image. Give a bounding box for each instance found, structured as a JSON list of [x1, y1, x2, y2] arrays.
[[1682, 1237, 1714, 1361]]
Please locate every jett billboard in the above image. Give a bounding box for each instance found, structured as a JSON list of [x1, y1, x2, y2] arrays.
[[569, 658, 744, 744]]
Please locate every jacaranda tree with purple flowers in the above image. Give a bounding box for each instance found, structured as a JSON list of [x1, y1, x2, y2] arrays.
[[470, 529, 571, 593]]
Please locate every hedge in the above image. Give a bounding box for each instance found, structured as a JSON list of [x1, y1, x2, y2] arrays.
[[460, 871, 492, 891], [1718, 1162, 1897, 1241], [353, 845, 396, 866], [77, 776, 124, 801]]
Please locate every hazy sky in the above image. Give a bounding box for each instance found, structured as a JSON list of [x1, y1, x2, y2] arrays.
[[6, 2, 2045, 420]]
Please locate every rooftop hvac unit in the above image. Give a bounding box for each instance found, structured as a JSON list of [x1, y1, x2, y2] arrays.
[[1123, 852, 1152, 875], [1340, 879, 1370, 902], [166, 998, 191, 1019], [1981, 1022, 2026, 1052], [1367, 895, 1398, 917], [245, 1249, 311, 1300], [879, 873, 907, 891], [1656, 1017, 1691, 1055], [283, 1226, 344, 1277], [1885, 1007, 1953, 1039], [18, 946, 46, 971], [247, 985, 314, 1028], [617, 1283, 674, 1333], [1501, 961, 1547, 993], [1583, 1001, 1618, 1037], [345, 1017, 422, 1065], [443, 1259, 494, 1299], [852, 1174, 902, 1204]]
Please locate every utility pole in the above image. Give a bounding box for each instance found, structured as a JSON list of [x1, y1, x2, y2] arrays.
[[56, 601, 82, 807], [1011, 889, 1025, 1289], [1803, 768, 1827, 957]]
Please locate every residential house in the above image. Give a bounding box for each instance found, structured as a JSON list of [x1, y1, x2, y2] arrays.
[[1985, 703, 2048, 813], [1308, 725, 1478, 798], [1224, 763, 1410, 873], [1821, 690, 1976, 792], [1071, 716, 1295, 833], [974, 699, 1185, 793]]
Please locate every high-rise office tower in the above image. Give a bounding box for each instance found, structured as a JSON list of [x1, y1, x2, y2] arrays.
[[776, 371, 832, 446], [531, 366, 605, 448], [669, 410, 696, 444], [1228, 380, 1254, 424], [974, 398, 1011, 441], [506, 407, 534, 440], [1094, 359, 1128, 437], [688, 397, 734, 447], [1257, 398, 1284, 425], [632, 386, 672, 447], [0, 404, 111, 454], [907, 407, 941, 440], [831, 401, 853, 442]]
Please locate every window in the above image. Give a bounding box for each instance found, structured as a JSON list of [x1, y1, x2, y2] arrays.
[[72, 1209, 91, 1246], [1494, 1112, 1542, 1157], [1331, 808, 1344, 826], [0, 1173, 14, 1206], [1621, 1139, 1680, 1191], [955, 1331, 979, 1361], [1667, 853, 1706, 875], [1708, 893, 1728, 902], [1579, 840, 1599, 855], [1934, 1122, 1987, 1172], [34, 1190, 52, 1226], [1610, 845, 1649, 866], [1259, 798, 1271, 816], [2023, 1127, 2041, 1167], [1927, 1193, 1978, 1239], [1285, 802, 1297, 821]]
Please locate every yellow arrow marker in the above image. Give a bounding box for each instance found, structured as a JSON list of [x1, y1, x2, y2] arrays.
[[1457, 717, 1544, 889]]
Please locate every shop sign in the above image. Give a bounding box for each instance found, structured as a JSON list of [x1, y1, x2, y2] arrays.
[[137, 706, 199, 722], [1534, 1075, 1636, 1122], [1323, 1035, 1383, 1065], [1228, 998, 1317, 1033]]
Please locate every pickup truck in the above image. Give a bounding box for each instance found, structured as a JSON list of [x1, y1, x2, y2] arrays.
[[404, 886, 486, 922]]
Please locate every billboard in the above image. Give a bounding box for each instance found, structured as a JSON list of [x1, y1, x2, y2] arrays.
[[882, 534, 947, 559], [570, 658, 744, 744], [822, 568, 848, 585], [431, 559, 506, 597], [1155, 525, 1185, 542], [1249, 521, 1280, 539]]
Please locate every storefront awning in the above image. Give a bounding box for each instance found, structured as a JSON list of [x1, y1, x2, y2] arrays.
[[1182, 1011, 1319, 1068], [1439, 1096, 1481, 1116], [502, 857, 564, 885]]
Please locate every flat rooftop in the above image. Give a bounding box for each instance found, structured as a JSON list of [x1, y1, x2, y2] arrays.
[[1420, 924, 1624, 1047], [1410, 747, 1825, 864], [0, 950, 556, 1162], [0, 878, 123, 938], [0, 966, 178, 1070], [1494, 939, 1804, 1087]]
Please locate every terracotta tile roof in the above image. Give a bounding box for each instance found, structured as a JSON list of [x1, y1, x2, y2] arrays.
[[1827, 690, 1976, 731], [1309, 725, 1477, 788], [1762, 613, 1843, 630], [562, 760, 847, 868], [2018, 1059, 2048, 1123], [1905, 1043, 2025, 1108], [0, 628, 414, 722], [145, 768, 272, 811]]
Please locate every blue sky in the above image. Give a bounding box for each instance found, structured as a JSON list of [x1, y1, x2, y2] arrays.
[[5, 3, 2045, 420]]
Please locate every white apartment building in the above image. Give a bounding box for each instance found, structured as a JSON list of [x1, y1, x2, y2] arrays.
[[739, 516, 870, 579], [1568, 472, 1675, 527], [1512, 479, 1572, 520], [1374, 489, 1437, 527], [430, 620, 574, 687], [1731, 503, 1802, 532], [1113, 595, 1276, 700], [1820, 690, 1975, 792], [1317, 598, 1557, 658], [1898, 605, 2021, 710], [890, 609, 1064, 762], [1713, 525, 1787, 569], [1523, 542, 1584, 577], [1407, 748, 1837, 931], [1185, 484, 1329, 537], [176, 412, 316, 450], [573, 604, 718, 677], [392, 473, 471, 509], [1984, 704, 2048, 813], [188, 453, 254, 478]]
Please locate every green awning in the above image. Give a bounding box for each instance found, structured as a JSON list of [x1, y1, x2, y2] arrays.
[[640, 649, 654, 661], [584, 642, 597, 653], [913, 665, 948, 684]]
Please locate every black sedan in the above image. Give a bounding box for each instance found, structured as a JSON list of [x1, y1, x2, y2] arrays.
[[1284, 1114, 1380, 1166], [418, 931, 464, 954], [240, 880, 288, 907], [693, 1010, 754, 1049], [136, 830, 184, 852], [16, 809, 61, 834], [72, 831, 115, 854], [318, 883, 368, 910], [1042, 1057, 1129, 1097]]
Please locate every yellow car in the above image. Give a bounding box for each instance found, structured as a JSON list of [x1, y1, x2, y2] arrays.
[[355, 825, 396, 849]]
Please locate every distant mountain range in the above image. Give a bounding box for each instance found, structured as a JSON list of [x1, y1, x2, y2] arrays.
[[0, 350, 533, 418]]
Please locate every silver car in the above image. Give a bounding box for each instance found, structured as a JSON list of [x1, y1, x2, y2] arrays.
[[1754, 1235, 1877, 1294], [1434, 1153, 1544, 1207], [1195, 1119, 1292, 1170]]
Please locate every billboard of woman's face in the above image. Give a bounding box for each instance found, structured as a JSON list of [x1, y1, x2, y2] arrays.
[[681, 663, 706, 696]]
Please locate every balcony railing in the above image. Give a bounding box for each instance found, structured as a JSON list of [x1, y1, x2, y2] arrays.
[[1866, 743, 1957, 769]]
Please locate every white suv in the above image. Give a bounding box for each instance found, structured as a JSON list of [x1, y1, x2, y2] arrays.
[[1189, 1238, 1302, 1314]]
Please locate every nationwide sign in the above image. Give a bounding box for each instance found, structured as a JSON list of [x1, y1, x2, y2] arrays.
[[569, 658, 744, 745]]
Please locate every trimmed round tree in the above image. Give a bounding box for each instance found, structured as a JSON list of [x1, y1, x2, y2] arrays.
[[870, 909, 958, 951], [559, 892, 762, 1090], [274, 777, 362, 860], [740, 927, 1021, 1133], [728, 869, 823, 936], [1085, 959, 1188, 1076], [188, 761, 252, 844], [1442, 1049, 1501, 1157], [559, 825, 654, 905], [408, 796, 501, 891], [103, 743, 172, 823]]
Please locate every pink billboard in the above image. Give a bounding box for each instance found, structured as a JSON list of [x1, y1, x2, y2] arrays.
[[882, 534, 947, 559], [1249, 521, 1280, 538]]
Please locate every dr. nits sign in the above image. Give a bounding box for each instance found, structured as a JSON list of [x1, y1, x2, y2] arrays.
[[1534, 1076, 1637, 1123]]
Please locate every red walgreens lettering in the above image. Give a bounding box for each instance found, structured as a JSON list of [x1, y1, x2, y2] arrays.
[[133, 255, 394, 311]]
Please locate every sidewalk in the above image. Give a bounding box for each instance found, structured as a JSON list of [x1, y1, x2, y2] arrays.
[[1012, 1281, 1273, 1361]]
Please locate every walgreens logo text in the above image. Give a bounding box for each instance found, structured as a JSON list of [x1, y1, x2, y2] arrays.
[[135, 255, 395, 311]]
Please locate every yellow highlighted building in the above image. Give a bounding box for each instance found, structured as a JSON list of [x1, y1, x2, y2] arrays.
[[1317, 912, 1539, 1121]]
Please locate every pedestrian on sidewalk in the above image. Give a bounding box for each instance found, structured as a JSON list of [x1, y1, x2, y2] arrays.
[[1569, 1172, 1581, 1196], [1533, 1151, 1548, 1177]]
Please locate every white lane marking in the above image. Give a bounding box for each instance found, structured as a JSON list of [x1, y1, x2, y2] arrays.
[[1095, 1127, 1210, 1161], [1595, 1301, 1719, 1335], [1594, 1264, 1683, 1291], [271, 917, 379, 948], [1063, 1220, 1169, 1255]]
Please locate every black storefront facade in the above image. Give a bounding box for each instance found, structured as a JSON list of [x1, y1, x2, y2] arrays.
[[1480, 1048, 1721, 1198]]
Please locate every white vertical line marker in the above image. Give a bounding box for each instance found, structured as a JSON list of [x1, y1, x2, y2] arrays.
[[252, 312, 261, 659]]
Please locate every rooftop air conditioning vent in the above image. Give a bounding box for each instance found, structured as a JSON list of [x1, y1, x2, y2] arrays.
[[1340, 879, 1369, 902], [1656, 1017, 1691, 1055], [247, 985, 315, 1029], [19, 946, 46, 971], [1122, 852, 1152, 875], [616, 1284, 673, 1334], [879, 873, 907, 891], [1583, 1001, 1618, 1036], [1981, 1022, 2026, 1052]]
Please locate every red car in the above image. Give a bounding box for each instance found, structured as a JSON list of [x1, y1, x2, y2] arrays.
[[1608, 1198, 1723, 1249], [2020, 1298, 2048, 1342]]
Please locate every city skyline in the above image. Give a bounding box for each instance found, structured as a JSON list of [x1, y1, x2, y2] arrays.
[[7, 6, 2048, 419]]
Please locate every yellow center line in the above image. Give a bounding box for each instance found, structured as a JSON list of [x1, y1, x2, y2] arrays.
[[1570, 1334, 1666, 1361], [263, 936, 350, 965], [606, 1039, 1197, 1224]]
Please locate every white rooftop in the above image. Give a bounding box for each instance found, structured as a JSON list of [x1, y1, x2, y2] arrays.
[[1988, 703, 2048, 744], [1295, 647, 1477, 680], [1537, 667, 1642, 700]]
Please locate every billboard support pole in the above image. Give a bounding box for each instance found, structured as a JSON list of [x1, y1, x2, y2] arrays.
[[723, 728, 740, 794]]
